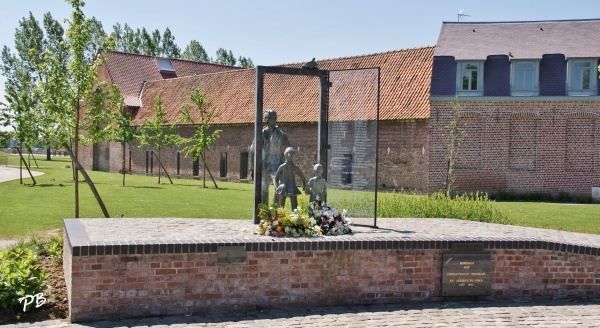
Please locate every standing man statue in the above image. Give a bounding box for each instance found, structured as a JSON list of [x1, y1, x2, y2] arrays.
[[250, 109, 291, 205]]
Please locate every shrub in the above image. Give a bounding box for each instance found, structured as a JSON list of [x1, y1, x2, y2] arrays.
[[339, 191, 513, 225], [0, 246, 49, 311]]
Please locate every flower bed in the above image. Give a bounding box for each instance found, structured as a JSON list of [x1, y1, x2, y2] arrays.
[[257, 200, 352, 237]]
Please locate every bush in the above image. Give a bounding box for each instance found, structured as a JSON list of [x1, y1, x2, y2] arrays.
[[339, 191, 513, 225], [0, 246, 49, 311]]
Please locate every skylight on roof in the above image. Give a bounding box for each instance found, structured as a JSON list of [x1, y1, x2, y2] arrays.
[[156, 58, 175, 72]]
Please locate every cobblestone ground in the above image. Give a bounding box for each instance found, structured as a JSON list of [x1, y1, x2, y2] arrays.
[[4, 300, 600, 328]]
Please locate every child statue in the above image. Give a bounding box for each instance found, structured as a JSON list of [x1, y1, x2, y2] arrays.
[[306, 163, 327, 204], [274, 147, 307, 210]]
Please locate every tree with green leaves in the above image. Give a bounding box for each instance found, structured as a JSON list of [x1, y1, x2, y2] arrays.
[[1, 12, 45, 183], [215, 48, 236, 66], [175, 88, 221, 188], [138, 95, 177, 184], [37, 0, 116, 218], [111, 104, 138, 186], [161, 27, 181, 58], [238, 56, 254, 68], [182, 40, 210, 62]]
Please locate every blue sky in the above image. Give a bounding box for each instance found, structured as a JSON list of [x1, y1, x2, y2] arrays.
[[1, 0, 600, 120]]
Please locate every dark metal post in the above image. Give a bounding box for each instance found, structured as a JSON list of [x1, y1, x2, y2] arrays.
[[318, 73, 329, 179], [373, 68, 381, 228], [253, 66, 265, 224]]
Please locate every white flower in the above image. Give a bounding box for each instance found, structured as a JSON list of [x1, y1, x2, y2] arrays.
[[262, 222, 269, 228], [285, 226, 291, 233], [264, 231, 270, 236], [272, 220, 279, 227]]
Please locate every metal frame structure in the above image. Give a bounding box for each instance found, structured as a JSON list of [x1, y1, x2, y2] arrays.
[[253, 65, 380, 228]]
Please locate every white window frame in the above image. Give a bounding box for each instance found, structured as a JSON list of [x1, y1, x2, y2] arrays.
[[456, 61, 484, 96], [511, 60, 540, 96], [567, 58, 598, 96]]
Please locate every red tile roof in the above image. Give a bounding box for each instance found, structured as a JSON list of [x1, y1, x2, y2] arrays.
[[435, 19, 600, 60], [132, 46, 434, 125], [102, 51, 242, 107]]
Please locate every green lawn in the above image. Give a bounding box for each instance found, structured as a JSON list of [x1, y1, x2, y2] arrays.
[[1, 151, 598, 238]]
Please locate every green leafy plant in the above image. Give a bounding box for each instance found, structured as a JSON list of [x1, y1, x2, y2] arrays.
[[0, 246, 48, 311]]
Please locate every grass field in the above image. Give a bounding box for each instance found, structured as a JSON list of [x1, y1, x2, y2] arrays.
[[0, 151, 598, 238]]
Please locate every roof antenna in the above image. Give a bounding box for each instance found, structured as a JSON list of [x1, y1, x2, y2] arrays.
[[458, 9, 470, 22]]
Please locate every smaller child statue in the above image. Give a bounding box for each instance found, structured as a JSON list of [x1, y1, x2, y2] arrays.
[[274, 147, 307, 210], [306, 163, 327, 204]]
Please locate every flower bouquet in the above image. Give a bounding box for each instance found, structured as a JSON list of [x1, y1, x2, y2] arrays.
[[309, 198, 352, 236], [256, 199, 352, 237]]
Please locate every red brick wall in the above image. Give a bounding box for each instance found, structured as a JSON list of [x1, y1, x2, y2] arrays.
[[86, 120, 430, 191], [64, 247, 599, 322], [429, 100, 600, 194]]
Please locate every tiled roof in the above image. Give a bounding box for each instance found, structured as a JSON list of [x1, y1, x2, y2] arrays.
[[102, 51, 242, 107], [435, 19, 600, 60], [132, 46, 434, 125]]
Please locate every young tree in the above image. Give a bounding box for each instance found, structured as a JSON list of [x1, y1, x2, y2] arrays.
[[37, 0, 115, 218], [444, 101, 465, 197], [138, 95, 177, 184], [182, 40, 210, 62], [0, 12, 45, 183], [111, 103, 138, 186], [175, 88, 221, 188]]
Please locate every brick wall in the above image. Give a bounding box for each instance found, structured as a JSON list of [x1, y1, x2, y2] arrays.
[[429, 100, 600, 194], [84, 120, 430, 192], [64, 241, 599, 322]]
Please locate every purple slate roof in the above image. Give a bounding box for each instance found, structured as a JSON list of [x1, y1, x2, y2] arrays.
[[434, 19, 600, 60]]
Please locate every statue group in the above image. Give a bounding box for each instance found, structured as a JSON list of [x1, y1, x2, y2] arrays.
[[251, 110, 326, 210]]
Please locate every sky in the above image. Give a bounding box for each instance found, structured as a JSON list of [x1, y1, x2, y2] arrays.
[[2, 0, 600, 130]]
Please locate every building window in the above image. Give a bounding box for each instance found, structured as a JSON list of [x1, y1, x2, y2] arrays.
[[145, 151, 149, 174], [567, 59, 598, 96], [511, 61, 539, 96], [341, 154, 353, 185], [176, 152, 180, 176], [192, 154, 200, 177], [156, 58, 175, 72], [456, 61, 484, 96], [220, 152, 227, 178], [240, 152, 249, 179]]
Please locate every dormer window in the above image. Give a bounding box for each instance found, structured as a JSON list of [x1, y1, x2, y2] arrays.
[[511, 60, 539, 96], [456, 61, 484, 96], [567, 59, 598, 96], [156, 58, 175, 72]]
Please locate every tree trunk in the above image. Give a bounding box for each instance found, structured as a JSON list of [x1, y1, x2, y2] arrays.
[[200, 152, 218, 188], [27, 148, 39, 168], [63, 142, 110, 218], [46, 147, 51, 161], [15, 147, 37, 185], [152, 151, 173, 184]]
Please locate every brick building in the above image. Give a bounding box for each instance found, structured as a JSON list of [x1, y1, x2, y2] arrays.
[[83, 19, 600, 196], [83, 47, 434, 192], [429, 19, 600, 195]]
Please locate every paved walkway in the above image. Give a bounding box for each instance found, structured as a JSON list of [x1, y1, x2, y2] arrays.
[[4, 299, 600, 327], [0, 165, 43, 183]]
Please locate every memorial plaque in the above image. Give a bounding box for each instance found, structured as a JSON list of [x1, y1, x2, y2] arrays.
[[217, 246, 246, 265], [442, 253, 491, 296]]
